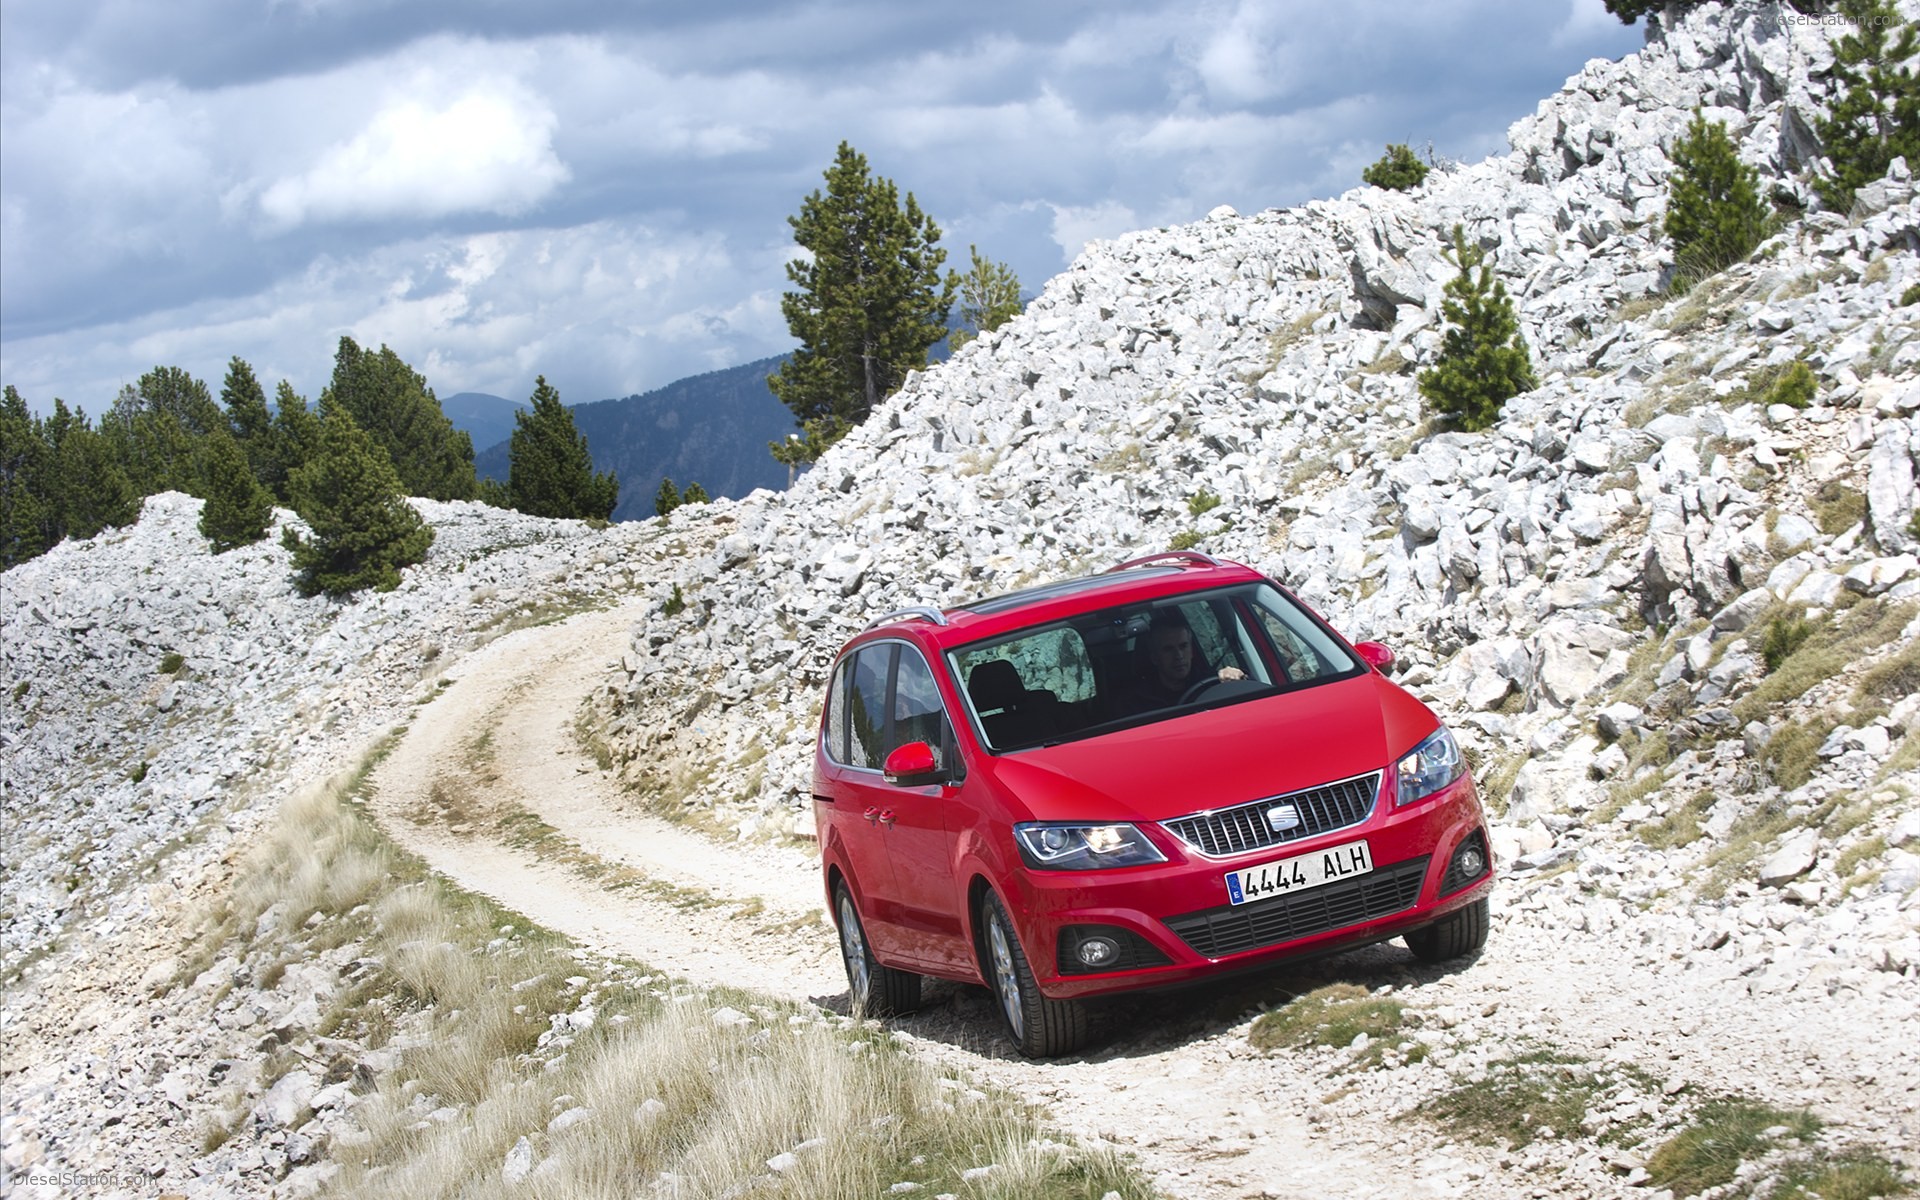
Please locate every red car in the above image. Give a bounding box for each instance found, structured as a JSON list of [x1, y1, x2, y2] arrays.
[[813, 552, 1492, 1056]]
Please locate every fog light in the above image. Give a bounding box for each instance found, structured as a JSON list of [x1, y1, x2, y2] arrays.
[[1075, 936, 1119, 967], [1454, 843, 1487, 879]]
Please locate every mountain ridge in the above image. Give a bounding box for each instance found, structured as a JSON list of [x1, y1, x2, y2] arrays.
[[470, 355, 794, 519]]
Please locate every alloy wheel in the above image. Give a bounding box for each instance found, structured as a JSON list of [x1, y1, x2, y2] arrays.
[[986, 907, 1026, 1041], [837, 890, 872, 1009]]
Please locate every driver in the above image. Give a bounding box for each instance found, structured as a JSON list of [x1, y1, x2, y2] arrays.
[[1116, 611, 1244, 715]]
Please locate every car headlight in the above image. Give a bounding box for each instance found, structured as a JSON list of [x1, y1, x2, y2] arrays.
[[1014, 823, 1167, 870], [1396, 726, 1465, 806]]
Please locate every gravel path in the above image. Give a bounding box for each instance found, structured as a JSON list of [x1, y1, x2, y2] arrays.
[[368, 606, 1920, 1200]]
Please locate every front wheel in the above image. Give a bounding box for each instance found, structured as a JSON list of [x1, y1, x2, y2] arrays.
[[980, 892, 1088, 1057], [1404, 896, 1489, 964], [835, 884, 921, 1017]]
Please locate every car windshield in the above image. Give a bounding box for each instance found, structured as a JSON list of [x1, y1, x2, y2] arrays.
[[948, 583, 1362, 752]]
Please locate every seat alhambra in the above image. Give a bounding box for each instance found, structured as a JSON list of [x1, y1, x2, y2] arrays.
[[812, 552, 1492, 1056]]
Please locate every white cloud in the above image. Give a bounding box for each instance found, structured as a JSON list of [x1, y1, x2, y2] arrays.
[[1048, 200, 1140, 261], [1554, 0, 1620, 47], [257, 83, 568, 229]]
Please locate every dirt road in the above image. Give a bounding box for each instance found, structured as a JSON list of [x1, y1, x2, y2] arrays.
[[369, 607, 1920, 1200]]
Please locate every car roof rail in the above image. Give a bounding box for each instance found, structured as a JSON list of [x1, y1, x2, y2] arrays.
[[1103, 550, 1222, 574], [864, 605, 951, 631]]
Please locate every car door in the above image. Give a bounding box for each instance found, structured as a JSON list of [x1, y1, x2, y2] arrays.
[[877, 645, 972, 971], [820, 644, 905, 951]]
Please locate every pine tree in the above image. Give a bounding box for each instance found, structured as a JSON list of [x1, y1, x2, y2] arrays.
[[284, 404, 434, 597], [1666, 110, 1769, 289], [100, 367, 219, 497], [221, 357, 281, 493], [769, 142, 954, 462], [1417, 225, 1538, 432], [271, 381, 319, 502], [654, 477, 681, 517], [505, 376, 619, 520], [321, 337, 477, 501], [1814, 0, 1920, 212], [197, 428, 275, 552], [947, 246, 1024, 352], [681, 482, 709, 505], [1362, 143, 1430, 191], [1, 386, 51, 566], [55, 423, 138, 541]]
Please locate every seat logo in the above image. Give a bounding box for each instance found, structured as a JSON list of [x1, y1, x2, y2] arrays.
[[1265, 804, 1300, 832]]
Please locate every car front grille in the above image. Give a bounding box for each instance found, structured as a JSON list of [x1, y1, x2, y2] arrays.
[[1163, 855, 1429, 959], [1161, 771, 1381, 858]]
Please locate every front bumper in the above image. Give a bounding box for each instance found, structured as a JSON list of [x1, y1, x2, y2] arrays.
[[1009, 774, 1491, 1000]]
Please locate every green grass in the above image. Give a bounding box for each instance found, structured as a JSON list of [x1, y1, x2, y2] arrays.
[[1645, 1098, 1820, 1197], [1637, 790, 1715, 850], [1812, 482, 1868, 536], [1415, 1049, 1660, 1149], [1736, 602, 1915, 726], [1761, 716, 1835, 791], [1856, 640, 1920, 707], [1774, 1148, 1911, 1200], [1761, 615, 1815, 672], [1250, 983, 1405, 1053], [1766, 360, 1818, 409], [158, 651, 186, 674]]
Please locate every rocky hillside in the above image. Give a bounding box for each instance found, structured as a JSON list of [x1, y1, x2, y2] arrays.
[[599, 0, 1920, 1006], [0, 496, 721, 967], [3, 2, 1919, 1195]]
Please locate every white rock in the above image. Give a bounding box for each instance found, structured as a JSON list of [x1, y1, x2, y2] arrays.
[[502, 1136, 535, 1185], [1759, 832, 1819, 888]]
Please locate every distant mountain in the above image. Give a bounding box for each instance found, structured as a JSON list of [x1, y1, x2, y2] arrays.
[[475, 356, 795, 522], [441, 391, 529, 456]]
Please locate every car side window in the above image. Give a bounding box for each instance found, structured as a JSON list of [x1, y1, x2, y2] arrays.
[[889, 647, 956, 770], [847, 645, 893, 769], [824, 659, 850, 762]]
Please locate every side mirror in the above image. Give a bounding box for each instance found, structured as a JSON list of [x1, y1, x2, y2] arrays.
[[1354, 641, 1395, 671], [883, 741, 944, 787]]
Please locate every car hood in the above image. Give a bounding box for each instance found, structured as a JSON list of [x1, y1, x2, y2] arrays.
[[984, 673, 1438, 823]]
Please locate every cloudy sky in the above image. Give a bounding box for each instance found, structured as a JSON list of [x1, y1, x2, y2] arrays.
[[1, 0, 1643, 416]]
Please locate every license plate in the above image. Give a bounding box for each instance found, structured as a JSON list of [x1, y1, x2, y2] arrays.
[[1225, 839, 1373, 905]]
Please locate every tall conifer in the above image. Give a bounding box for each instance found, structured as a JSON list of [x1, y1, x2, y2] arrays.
[[769, 142, 954, 461], [271, 382, 319, 503], [222, 357, 281, 492], [284, 404, 434, 597], [1, 386, 50, 566], [505, 377, 618, 520], [198, 428, 275, 552], [321, 337, 477, 501]]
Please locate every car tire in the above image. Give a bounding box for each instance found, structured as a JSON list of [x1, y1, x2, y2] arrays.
[[834, 883, 921, 1017], [1404, 896, 1489, 964], [980, 891, 1088, 1058]]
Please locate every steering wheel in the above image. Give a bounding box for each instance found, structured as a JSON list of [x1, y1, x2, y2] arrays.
[[1177, 676, 1224, 705]]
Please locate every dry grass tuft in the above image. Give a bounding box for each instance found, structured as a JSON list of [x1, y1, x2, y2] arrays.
[[193, 751, 1154, 1200]]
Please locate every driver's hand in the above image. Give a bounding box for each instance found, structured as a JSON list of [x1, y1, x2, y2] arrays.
[[1219, 666, 1245, 681]]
